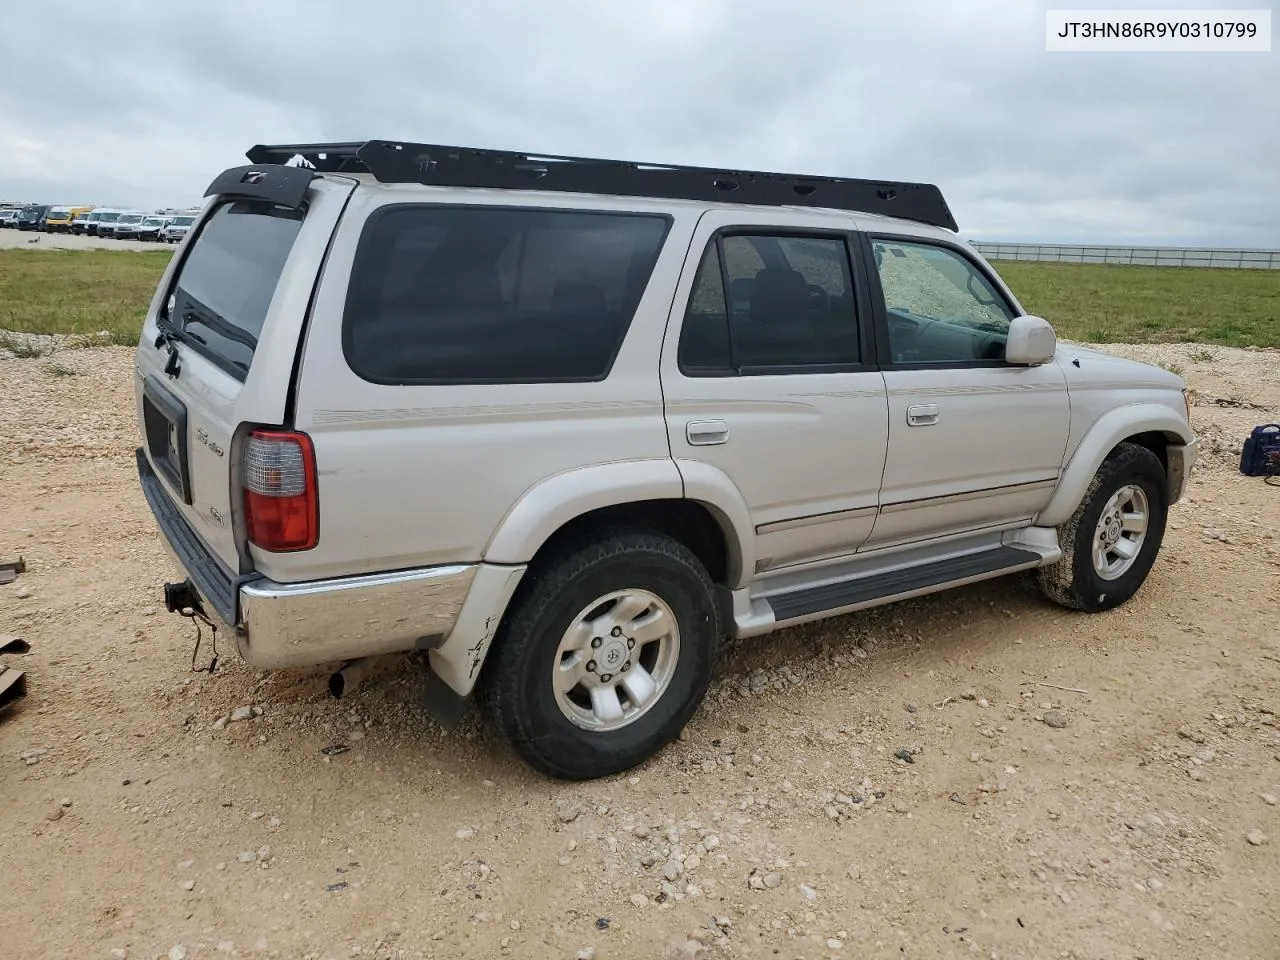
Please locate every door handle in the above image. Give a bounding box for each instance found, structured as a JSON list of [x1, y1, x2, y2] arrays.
[[906, 403, 940, 426], [686, 419, 730, 446]]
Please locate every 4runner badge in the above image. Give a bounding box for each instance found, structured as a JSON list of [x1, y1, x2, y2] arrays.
[[195, 428, 224, 458]]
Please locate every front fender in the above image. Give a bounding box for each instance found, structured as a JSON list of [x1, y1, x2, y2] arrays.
[[483, 459, 685, 564], [1037, 403, 1194, 527]]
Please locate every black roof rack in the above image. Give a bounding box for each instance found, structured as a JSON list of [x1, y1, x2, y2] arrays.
[[244, 140, 958, 232]]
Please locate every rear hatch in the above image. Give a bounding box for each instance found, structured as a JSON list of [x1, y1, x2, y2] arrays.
[[135, 167, 355, 596]]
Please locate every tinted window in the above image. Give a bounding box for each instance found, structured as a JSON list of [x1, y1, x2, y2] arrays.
[[165, 200, 304, 377], [871, 240, 1014, 364], [344, 206, 669, 384], [677, 244, 733, 374], [677, 233, 860, 374]]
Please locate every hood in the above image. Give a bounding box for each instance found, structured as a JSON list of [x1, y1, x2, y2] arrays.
[[1055, 342, 1186, 391]]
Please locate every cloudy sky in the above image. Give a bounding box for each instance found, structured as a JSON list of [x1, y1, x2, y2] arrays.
[[1, 0, 1276, 245]]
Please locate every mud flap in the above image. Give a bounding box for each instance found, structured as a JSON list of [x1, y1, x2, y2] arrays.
[[422, 665, 472, 731], [0, 664, 27, 715]]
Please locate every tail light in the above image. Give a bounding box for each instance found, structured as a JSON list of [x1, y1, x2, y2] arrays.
[[242, 429, 318, 551]]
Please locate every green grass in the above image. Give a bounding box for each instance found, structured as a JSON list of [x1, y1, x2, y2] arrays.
[[1186, 346, 1219, 363], [1, 249, 1277, 350], [995, 261, 1280, 348], [0, 249, 171, 345]]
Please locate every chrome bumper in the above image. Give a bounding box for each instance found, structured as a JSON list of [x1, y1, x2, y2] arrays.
[[139, 446, 481, 671], [237, 565, 477, 669]]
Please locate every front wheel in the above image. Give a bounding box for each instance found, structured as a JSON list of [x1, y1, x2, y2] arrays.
[[482, 529, 720, 780], [1036, 442, 1168, 612]]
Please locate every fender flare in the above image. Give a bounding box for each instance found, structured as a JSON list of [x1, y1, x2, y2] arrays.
[[482, 457, 756, 588], [483, 459, 686, 564], [672, 459, 755, 588], [1036, 403, 1194, 527], [438, 459, 753, 702]]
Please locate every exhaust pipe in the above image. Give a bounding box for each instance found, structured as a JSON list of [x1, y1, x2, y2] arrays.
[[328, 657, 377, 699]]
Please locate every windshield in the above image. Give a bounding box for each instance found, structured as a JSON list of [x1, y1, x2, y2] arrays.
[[170, 216, 195, 227], [142, 218, 165, 227], [118, 214, 144, 225], [164, 200, 304, 377], [98, 212, 121, 223]]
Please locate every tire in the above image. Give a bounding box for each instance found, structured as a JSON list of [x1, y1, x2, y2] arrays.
[[482, 528, 720, 780], [1036, 442, 1168, 612]]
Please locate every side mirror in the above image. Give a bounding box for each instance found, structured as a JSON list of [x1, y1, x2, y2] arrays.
[[1005, 314, 1057, 366]]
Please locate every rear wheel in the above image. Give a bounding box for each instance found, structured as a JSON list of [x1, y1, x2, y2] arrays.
[[482, 529, 720, 780], [1036, 442, 1168, 612]]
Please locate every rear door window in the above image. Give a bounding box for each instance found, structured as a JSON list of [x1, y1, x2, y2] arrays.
[[343, 206, 670, 384], [677, 233, 862, 374], [163, 200, 304, 378]]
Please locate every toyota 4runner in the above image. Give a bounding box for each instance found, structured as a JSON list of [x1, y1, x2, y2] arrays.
[[135, 140, 1197, 780]]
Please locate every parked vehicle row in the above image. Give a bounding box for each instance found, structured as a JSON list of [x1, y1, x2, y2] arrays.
[[0, 202, 201, 241]]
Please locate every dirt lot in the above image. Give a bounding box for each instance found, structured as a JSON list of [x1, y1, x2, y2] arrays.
[[2, 342, 1279, 960]]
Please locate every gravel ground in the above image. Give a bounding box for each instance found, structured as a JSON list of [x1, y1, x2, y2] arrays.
[[1, 342, 1279, 960], [0, 229, 167, 252]]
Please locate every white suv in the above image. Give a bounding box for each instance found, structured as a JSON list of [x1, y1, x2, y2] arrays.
[[134, 140, 1197, 779], [161, 214, 197, 243], [104, 211, 148, 238]]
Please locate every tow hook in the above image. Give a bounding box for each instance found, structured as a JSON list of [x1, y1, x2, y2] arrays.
[[163, 579, 198, 614]]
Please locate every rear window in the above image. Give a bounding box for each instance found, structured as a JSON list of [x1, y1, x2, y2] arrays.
[[343, 205, 670, 384], [164, 200, 304, 378]]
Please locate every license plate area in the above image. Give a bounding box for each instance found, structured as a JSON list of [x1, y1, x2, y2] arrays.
[[142, 376, 192, 504]]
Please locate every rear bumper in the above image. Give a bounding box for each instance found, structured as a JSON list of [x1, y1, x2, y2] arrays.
[[238, 565, 476, 668], [136, 448, 478, 670], [137, 448, 243, 628]]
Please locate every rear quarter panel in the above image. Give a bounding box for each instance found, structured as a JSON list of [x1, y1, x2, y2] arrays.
[[280, 186, 699, 582]]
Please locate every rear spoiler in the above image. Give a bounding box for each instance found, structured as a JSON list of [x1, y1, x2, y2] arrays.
[[203, 164, 315, 210]]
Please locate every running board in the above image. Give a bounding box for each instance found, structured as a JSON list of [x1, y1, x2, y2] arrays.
[[766, 545, 1043, 623]]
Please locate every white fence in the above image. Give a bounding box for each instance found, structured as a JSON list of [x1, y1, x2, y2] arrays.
[[971, 242, 1280, 270]]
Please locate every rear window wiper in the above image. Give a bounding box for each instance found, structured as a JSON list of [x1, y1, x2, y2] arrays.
[[180, 304, 258, 352], [153, 315, 188, 351]]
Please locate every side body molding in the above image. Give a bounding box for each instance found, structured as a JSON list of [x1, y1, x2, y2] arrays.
[[1036, 403, 1195, 527]]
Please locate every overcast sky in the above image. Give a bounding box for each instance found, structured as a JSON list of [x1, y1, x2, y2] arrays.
[[1, 0, 1276, 245]]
